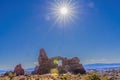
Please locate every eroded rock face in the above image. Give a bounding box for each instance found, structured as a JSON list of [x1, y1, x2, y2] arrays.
[[14, 64, 24, 76], [38, 48, 48, 65], [35, 48, 86, 74], [36, 49, 52, 74]]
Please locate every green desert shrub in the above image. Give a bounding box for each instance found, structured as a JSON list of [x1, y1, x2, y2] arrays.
[[77, 73, 81, 76], [85, 73, 101, 80], [3, 76, 10, 80], [0, 78, 1, 80], [101, 76, 109, 80], [50, 68, 59, 74], [6, 72, 16, 79], [61, 75, 71, 80]]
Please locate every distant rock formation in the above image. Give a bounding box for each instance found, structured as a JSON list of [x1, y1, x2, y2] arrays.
[[35, 49, 56, 74], [34, 48, 86, 74], [14, 64, 24, 76], [38, 48, 48, 65]]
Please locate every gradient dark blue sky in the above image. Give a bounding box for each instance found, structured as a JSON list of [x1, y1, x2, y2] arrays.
[[0, 0, 120, 70]]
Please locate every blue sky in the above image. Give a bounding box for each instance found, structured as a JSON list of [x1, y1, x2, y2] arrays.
[[0, 0, 120, 70]]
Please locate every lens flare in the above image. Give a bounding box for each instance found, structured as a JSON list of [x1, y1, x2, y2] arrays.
[[48, 0, 79, 24]]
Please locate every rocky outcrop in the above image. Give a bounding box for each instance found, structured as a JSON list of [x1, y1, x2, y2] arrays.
[[37, 49, 52, 74], [38, 48, 48, 65], [34, 48, 86, 74], [14, 64, 24, 76]]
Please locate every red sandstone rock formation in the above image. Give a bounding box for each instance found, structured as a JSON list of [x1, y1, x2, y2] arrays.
[[14, 64, 24, 76], [36, 49, 52, 74], [38, 48, 48, 65], [35, 48, 86, 74]]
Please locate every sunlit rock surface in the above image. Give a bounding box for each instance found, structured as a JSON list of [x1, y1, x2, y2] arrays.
[[34, 48, 86, 74]]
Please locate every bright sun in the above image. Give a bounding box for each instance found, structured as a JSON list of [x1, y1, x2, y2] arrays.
[[49, 0, 79, 24], [60, 7, 68, 15]]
